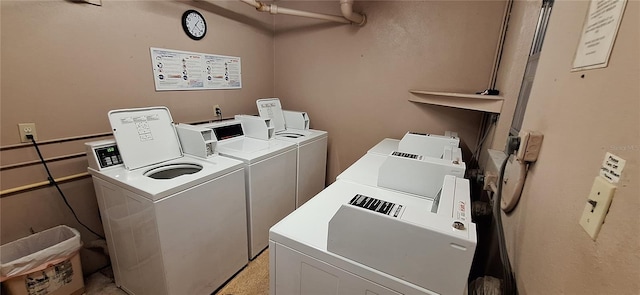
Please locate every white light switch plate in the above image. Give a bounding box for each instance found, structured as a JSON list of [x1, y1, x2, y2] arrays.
[[579, 176, 616, 240]]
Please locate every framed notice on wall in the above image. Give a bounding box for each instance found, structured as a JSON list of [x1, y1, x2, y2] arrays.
[[572, 0, 627, 71], [150, 47, 242, 91]]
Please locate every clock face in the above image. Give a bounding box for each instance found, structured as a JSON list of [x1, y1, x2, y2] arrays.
[[182, 10, 206, 40]]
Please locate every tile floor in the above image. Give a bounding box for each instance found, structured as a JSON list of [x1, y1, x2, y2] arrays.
[[85, 249, 269, 295]]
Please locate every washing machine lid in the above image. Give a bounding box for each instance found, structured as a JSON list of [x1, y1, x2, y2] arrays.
[[256, 98, 286, 133], [108, 107, 182, 170], [216, 136, 296, 163]]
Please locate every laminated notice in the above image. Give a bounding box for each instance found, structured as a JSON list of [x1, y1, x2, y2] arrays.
[[25, 258, 74, 295], [600, 152, 625, 183]]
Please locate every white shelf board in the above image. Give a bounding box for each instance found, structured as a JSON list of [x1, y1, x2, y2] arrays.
[[408, 90, 504, 113]]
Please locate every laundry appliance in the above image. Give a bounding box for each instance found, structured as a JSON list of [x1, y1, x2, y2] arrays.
[[198, 118, 297, 260], [368, 131, 460, 157], [337, 149, 465, 197], [86, 107, 248, 295], [256, 98, 328, 208], [269, 176, 476, 295]]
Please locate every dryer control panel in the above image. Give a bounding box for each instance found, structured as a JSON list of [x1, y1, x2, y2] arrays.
[[86, 140, 123, 171]]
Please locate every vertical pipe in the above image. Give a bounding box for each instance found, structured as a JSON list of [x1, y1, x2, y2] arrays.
[[488, 0, 515, 90]]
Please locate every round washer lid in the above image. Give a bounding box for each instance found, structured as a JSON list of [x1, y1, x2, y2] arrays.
[[108, 107, 182, 170]]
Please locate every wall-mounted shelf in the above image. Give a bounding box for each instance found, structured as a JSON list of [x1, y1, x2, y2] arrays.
[[408, 90, 504, 113]]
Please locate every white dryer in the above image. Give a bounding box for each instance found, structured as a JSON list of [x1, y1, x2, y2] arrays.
[[256, 98, 328, 208], [338, 131, 465, 199], [199, 119, 297, 260], [269, 177, 476, 295], [337, 152, 465, 200], [86, 107, 248, 295], [368, 131, 460, 157]]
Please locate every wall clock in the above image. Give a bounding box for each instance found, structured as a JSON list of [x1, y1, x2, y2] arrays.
[[182, 10, 207, 40]]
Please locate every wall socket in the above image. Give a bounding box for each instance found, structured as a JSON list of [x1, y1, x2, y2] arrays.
[[18, 123, 38, 142], [214, 105, 222, 117]]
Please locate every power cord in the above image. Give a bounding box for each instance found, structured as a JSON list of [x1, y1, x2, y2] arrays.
[[470, 113, 498, 170], [216, 107, 223, 121], [493, 135, 520, 295], [27, 134, 106, 240]]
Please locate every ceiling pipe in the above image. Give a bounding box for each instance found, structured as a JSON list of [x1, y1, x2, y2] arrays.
[[340, 0, 366, 26], [238, 0, 365, 26]]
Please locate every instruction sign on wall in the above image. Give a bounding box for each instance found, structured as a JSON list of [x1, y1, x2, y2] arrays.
[[572, 0, 627, 71], [150, 47, 241, 91]]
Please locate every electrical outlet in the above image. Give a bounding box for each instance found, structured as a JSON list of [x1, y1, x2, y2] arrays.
[[18, 123, 37, 142], [483, 171, 498, 192], [516, 130, 543, 162], [214, 105, 222, 117], [579, 176, 616, 240]]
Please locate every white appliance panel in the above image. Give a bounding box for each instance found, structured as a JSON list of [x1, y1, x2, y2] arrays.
[[247, 148, 297, 258], [328, 202, 475, 295], [201, 120, 299, 260], [90, 166, 248, 294], [219, 138, 269, 153], [398, 132, 460, 158], [272, 243, 403, 295], [367, 138, 400, 156], [89, 107, 249, 295], [256, 98, 286, 132], [93, 178, 167, 295], [268, 181, 439, 294], [272, 129, 328, 208], [368, 135, 461, 159], [336, 153, 386, 187], [92, 156, 237, 201], [295, 135, 328, 207], [216, 137, 296, 164], [377, 154, 466, 199], [108, 107, 182, 170], [155, 169, 247, 294], [269, 179, 475, 295]]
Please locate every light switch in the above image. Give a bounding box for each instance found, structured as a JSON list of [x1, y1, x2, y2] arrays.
[[579, 176, 616, 240]]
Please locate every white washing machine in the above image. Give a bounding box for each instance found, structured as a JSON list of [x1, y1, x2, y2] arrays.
[[256, 98, 328, 208], [85, 107, 248, 295], [198, 119, 297, 260], [270, 129, 328, 208], [269, 177, 476, 295]]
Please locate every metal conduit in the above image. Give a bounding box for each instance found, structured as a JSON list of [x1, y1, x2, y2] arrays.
[[238, 0, 366, 26]]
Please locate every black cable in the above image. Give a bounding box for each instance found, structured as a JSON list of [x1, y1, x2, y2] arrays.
[[494, 147, 518, 294], [28, 136, 106, 240], [471, 119, 494, 168]]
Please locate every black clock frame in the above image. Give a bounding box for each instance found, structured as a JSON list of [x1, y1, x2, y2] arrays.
[[182, 10, 207, 40]]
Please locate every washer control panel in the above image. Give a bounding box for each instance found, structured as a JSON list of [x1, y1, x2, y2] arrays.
[[94, 144, 122, 168], [86, 140, 123, 171]]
